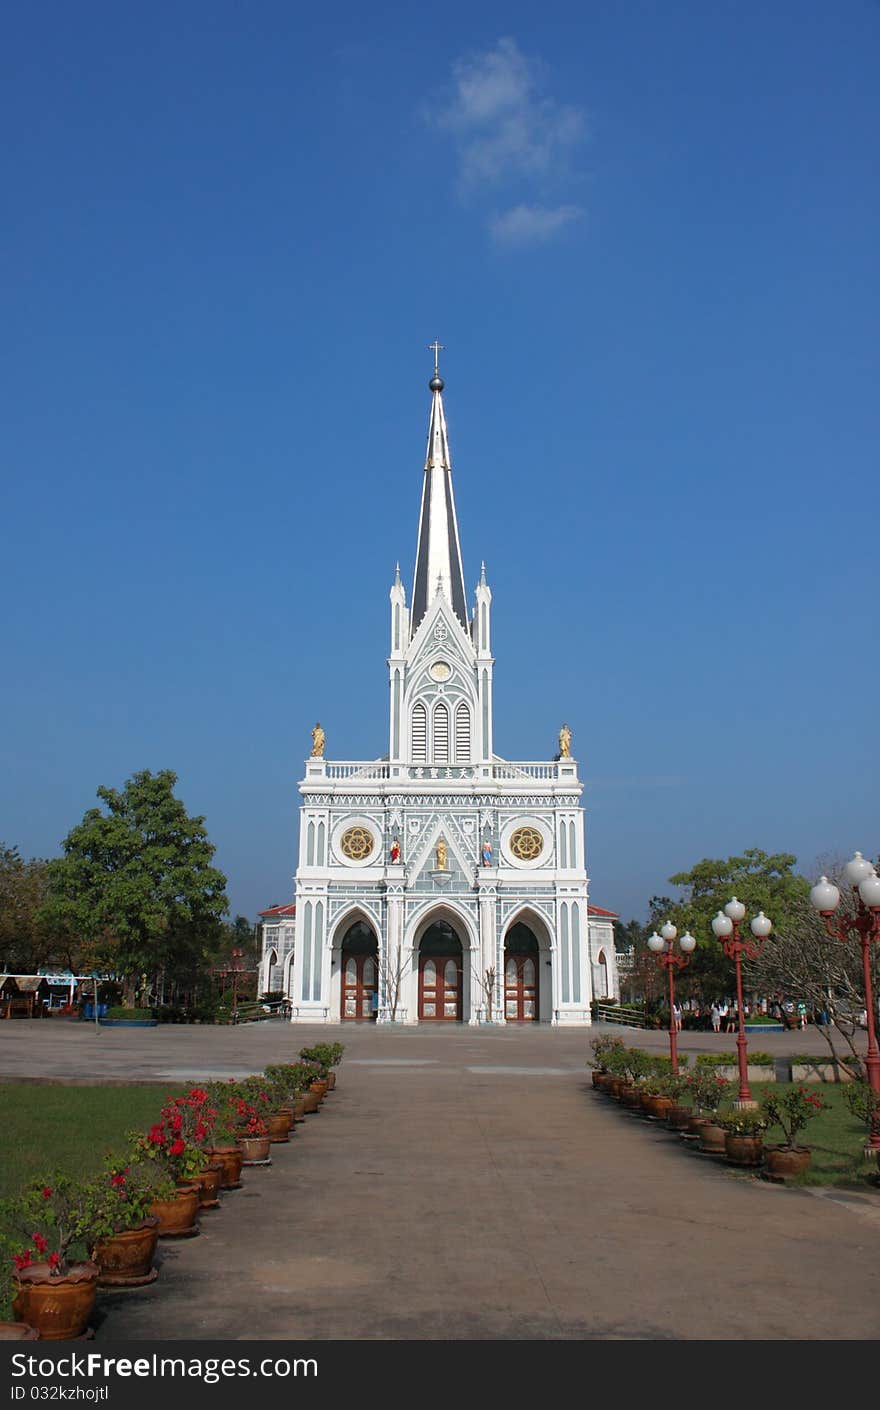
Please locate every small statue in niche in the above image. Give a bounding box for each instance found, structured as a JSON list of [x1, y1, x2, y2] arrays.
[[311, 722, 325, 757], [390, 836, 401, 864], [481, 838, 493, 867], [436, 837, 448, 871]]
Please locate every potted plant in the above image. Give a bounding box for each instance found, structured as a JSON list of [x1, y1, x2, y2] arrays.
[[587, 1035, 625, 1090], [664, 1074, 693, 1131], [157, 1089, 224, 1205], [684, 1072, 731, 1152], [82, 1161, 161, 1287], [263, 1063, 321, 1119], [760, 1087, 827, 1177], [720, 1108, 768, 1167], [843, 1081, 880, 1170], [0, 1227, 38, 1340], [5, 1177, 99, 1340], [126, 1129, 201, 1237], [204, 1082, 246, 1187], [299, 1042, 344, 1090], [238, 1077, 291, 1145]]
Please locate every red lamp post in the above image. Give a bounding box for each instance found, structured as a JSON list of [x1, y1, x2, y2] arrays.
[[711, 899, 772, 1108], [810, 854, 880, 1152], [647, 922, 696, 1074], [230, 947, 244, 1018]]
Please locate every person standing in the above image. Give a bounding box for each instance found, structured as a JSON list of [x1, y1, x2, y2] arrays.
[[711, 1003, 721, 1034]]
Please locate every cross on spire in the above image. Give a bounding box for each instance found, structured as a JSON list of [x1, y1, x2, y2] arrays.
[[428, 339, 445, 376]]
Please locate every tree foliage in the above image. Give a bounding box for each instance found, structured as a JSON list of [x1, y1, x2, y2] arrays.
[[744, 878, 879, 1078], [41, 770, 228, 994], [0, 845, 56, 973], [625, 849, 813, 1001]]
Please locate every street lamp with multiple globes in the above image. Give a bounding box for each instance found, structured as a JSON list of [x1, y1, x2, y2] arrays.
[[809, 852, 880, 1151], [647, 922, 696, 1074], [710, 899, 773, 1107]]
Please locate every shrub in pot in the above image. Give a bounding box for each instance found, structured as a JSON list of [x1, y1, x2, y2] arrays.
[[299, 1043, 344, 1090], [683, 1071, 731, 1152], [4, 1176, 99, 1339], [81, 1161, 162, 1286], [762, 1087, 828, 1177], [720, 1108, 767, 1167]]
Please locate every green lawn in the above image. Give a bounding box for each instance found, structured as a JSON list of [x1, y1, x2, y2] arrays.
[[0, 1084, 177, 1198], [725, 1082, 878, 1187]]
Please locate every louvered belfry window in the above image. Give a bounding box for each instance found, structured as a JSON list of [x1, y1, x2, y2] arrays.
[[455, 702, 470, 762], [412, 702, 427, 762], [433, 702, 449, 763]]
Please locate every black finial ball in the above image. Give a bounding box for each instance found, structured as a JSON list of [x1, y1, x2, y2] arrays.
[[429, 374, 444, 392]]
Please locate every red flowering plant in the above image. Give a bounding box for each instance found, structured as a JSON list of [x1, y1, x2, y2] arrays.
[[125, 1090, 213, 1184], [204, 1080, 268, 1141], [2, 1175, 91, 1279], [80, 1157, 169, 1248], [683, 1070, 731, 1116], [761, 1087, 828, 1151]]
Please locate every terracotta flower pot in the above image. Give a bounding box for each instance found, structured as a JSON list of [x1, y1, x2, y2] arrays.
[[685, 1113, 709, 1138], [648, 1095, 674, 1120], [621, 1086, 642, 1110], [267, 1110, 292, 1143], [301, 1090, 321, 1115], [293, 1097, 307, 1119], [698, 1121, 727, 1154], [310, 1079, 328, 1101], [639, 1091, 654, 1114], [724, 1133, 764, 1167], [237, 1135, 271, 1164], [12, 1262, 99, 1341], [0, 1322, 39, 1340], [765, 1145, 812, 1178], [91, 1218, 159, 1287], [206, 1146, 244, 1189], [192, 1165, 222, 1207], [327, 1071, 337, 1091], [149, 1185, 200, 1237], [666, 1104, 692, 1131]]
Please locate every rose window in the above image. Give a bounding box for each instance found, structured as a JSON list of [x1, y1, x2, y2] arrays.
[[340, 826, 374, 861], [510, 826, 543, 862]]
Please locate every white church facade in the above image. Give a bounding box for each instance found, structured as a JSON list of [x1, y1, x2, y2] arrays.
[[268, 357, 618, 1025]]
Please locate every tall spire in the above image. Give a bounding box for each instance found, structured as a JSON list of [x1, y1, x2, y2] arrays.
[[410, 347, 468, 636]]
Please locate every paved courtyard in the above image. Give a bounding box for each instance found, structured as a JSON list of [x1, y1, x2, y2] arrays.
[[2, 1020, 878, 1340]]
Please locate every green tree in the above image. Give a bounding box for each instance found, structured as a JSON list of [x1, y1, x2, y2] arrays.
[[41, 770, 228, 1002], [0, 845, 55, 973], [637, 849, 811, 1001]]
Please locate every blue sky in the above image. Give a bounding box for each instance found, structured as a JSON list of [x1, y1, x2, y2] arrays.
[[3, 1, 878, 927]]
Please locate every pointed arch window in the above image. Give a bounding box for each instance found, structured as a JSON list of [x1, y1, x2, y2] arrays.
[[412, 701, 427, 762], [433, 701, 449, 763], [454, 702, 470, 763]]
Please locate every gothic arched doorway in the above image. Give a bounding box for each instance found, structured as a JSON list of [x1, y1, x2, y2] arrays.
[[340, 919, 379, 1022], [418, 920, 463, 1021], [504, 923, 539, 1022]]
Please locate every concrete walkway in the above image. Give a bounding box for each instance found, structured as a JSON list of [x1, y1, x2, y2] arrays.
[[2, 1021, 878, 1340]]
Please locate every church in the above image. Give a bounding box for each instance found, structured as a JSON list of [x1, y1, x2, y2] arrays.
[[264, 353, 619, 1024]]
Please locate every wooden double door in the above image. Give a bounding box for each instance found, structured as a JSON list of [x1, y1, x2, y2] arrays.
[[418, 955, 462, 1021], [504, 953, 538, 1022], [342, 951, 378, 1021]]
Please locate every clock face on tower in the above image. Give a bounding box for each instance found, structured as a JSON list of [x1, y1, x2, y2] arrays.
[[429, 660, 451, 682]]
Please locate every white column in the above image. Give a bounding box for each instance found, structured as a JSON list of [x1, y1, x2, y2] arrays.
[[478, 882, 499, 1022]]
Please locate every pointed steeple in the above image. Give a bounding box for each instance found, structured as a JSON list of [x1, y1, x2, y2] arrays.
[[410, 350, 468, 636]]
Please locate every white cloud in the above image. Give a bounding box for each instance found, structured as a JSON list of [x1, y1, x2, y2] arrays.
[[431, 37, 588, 245], [489, 203, 583, 248]]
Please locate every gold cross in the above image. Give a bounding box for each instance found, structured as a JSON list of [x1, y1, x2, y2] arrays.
[[428, 339, 445, 375]]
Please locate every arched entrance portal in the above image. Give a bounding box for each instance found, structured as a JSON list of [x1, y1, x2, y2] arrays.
[[340, 920, 378, 1022], [504, 923, 539, 1022], [418, 920, 463, 1021]]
